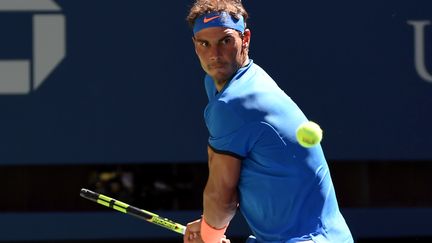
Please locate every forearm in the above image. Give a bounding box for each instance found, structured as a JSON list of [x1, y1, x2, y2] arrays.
[[202, 147, 241, 230], [202, 181, 238, 228]]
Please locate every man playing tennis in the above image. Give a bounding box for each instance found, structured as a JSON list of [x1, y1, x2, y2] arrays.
[[184, 0, 353, 242]]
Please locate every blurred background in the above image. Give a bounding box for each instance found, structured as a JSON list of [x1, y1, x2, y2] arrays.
[[0, 0, 431, 242]]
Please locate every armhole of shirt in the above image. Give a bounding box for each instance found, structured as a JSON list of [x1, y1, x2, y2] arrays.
[[208, 143, 245, 160]]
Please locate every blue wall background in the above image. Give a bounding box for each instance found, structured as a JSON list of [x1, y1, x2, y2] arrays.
[[1, 0, 432, 164]]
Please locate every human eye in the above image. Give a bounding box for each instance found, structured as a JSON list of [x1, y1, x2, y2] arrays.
[[220, 37, 232, 45], [199, 41, 209, 47]]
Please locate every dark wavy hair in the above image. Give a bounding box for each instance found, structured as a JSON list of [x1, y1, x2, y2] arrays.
[[186, 0, 249, 28]]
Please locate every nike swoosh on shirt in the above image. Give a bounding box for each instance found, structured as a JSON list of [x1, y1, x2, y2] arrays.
[[203, 15, 220, 23]]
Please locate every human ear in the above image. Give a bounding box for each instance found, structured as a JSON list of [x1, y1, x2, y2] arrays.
[[242, 29, 251, 48], [192, 36, 198, 54]]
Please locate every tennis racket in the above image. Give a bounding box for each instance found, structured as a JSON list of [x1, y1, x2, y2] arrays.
[[80, 188, 186, 235]]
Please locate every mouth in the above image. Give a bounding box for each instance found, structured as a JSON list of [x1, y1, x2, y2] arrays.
[[209, 62, 226, 69]]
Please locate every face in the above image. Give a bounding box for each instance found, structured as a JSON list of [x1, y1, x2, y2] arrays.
[[193, 27, 250, 89]]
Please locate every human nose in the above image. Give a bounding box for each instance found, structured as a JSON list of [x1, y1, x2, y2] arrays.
[[208, 45, 221, 60]]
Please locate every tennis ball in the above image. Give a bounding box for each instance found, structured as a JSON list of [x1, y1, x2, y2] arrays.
[[296, 121, 323, 148]]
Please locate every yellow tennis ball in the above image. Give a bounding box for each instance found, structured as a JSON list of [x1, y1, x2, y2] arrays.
[[296, 121, 323, 148]]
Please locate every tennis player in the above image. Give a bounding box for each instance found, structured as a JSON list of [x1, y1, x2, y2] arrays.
[[184, 0, 353, 242]]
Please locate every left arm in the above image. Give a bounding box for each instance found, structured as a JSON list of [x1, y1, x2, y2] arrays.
[[184, 146, 241, 243], [203, 145, 241, 228]]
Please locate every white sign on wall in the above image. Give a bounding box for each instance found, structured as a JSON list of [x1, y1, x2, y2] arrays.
[[408, 20, 432, 83], [0, 0, 65, 94]]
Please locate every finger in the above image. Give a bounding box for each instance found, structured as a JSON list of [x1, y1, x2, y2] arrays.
[[187, 218, 201, 226], [183, 228, 189, 242], [189, 220, 202, 231], [184, 230, 193, 243], [188, 232, 197, 240], [183, 233, 189, 243]]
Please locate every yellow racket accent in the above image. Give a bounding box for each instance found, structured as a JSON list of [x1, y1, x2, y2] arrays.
[[80, 188, 186, 235]]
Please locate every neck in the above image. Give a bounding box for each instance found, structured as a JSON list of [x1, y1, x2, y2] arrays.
[[242, 57, 250, 68], [215, 57, 250, 92], [215, 80, 227, 92]]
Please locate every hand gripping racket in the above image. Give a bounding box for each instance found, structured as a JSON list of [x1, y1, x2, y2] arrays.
[[80, 188, 186, 235]]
